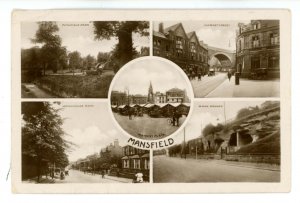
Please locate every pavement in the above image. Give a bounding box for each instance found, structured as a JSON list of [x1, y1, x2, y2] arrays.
[[191, 72, 280, 98], [205, 76, 280, 97], [55, 170, 132, 183], [153, 155, 280, 183]]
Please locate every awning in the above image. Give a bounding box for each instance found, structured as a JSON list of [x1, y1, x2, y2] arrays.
[[121, 156, 129, 160], [141, 153, 150, 158], [130, 155, 140, 159]]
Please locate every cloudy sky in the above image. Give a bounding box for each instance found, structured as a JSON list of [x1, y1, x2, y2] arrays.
[[154, 21, 250, 51], [172, 100, 265, 145], [53, 102, 128, 162], [112, 58, 193, 97], [21, 21, 149, 58]]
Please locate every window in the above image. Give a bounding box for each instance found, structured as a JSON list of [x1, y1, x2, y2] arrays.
[[176, 37, 183, 49], [154, 39, 161, 46], [190, 42, 196, 53], [268, 56, 279, 69], [238, 40, 242, 51], [133, 159, 140, 169], [253, 23, 261, 30], [251, 56, 260, 69], [166, 45, 169, 52], [144, 159, 149, 170], [252, 36, 260, 48], [270, 33, 279, 45]]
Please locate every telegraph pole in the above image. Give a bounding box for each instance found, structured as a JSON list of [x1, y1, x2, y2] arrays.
[[183, 127, 186, 159]]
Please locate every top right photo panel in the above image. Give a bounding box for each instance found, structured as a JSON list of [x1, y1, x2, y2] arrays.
[[153, 20, 280, 98]]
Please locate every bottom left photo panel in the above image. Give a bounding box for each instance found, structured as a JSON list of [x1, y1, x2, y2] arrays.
[[21, 101, 150, 184]]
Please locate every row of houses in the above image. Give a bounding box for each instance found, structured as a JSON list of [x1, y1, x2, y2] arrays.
[[71, 140, 150, 181], [153, 22, 210, 78], [112, 102, 190, 117], [111, 85, 189, 106]]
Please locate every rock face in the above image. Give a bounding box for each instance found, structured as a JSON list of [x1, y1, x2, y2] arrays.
[[201, 102, 280, 154]]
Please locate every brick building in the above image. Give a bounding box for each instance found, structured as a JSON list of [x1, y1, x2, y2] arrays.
[[236, 20, 280, 78], [121, 145, 150, 181], [153, 22, 209, 78]]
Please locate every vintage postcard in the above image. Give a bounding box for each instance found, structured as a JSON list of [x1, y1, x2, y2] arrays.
[[12, 9, 291, 193]]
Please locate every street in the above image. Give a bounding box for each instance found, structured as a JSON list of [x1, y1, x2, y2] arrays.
[[55, 169, 132, 183], [191, 72, 280, 98], [191, 72, 227, 97], [153, 155, 280, 182]]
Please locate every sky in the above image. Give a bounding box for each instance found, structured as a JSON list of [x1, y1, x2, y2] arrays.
[[172, 100, 265, 145], [154, 20, 250, 52], [112, 58, 193, 97], [52, 102, 128, 162], [21, 21, 149, 58]]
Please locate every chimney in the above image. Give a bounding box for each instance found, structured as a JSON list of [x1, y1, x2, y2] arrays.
[[159, 23, 164, 33]]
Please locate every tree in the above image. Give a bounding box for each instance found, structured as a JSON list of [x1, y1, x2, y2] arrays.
[[93, 21, 149, 72], [31, 22, 65, 75], [22, 102, 71, 182], [68, 51, 82, 71], [83, 54, 96, 70], [97, 52, 110, 64], [21, 47, 43, 82], [202, 123, 224, 137]]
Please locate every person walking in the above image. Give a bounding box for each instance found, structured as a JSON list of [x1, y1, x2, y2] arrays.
[[227, 71, 232, 81], [101, 170, 105, 179], [198, 71, 202, 81]]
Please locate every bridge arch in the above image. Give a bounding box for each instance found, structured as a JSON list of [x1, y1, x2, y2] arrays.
[[209, 52, 233, 72]]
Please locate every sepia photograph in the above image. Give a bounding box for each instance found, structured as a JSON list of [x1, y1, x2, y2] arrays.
[[21, 21, 149, 98], [153, 100, 280, 182], [109, 57, 193, 140], [153, 21, 280, 98], [21, 101, 150, 184]]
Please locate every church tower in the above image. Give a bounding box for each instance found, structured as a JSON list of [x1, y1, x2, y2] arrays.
[[147, 81, 154, 103]]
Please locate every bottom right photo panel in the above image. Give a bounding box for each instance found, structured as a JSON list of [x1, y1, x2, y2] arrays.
[[153, 100, 280, 183]]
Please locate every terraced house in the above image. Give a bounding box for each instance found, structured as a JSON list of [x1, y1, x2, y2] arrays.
[[236, 20, 280, 78], [153, 22, 209, 78]]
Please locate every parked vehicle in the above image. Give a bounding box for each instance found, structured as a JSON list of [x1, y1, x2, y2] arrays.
[[208, 69, 215, 76]]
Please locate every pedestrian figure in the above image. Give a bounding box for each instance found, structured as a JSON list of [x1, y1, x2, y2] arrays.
[[135, 172, 144, 183], [172, 110, 176, 126], [227, 71, 232, 81], [175, 110, 181, 127], [101, 170, 105, 179], [198, 72, 202, 81], [60, 171, 65, 180]]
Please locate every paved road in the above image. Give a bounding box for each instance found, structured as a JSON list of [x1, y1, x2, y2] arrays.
[[206, 76, 280, 97], [191, 73, 227, 98], [153, 156, 280, 183], [56, 169, 132, 183]]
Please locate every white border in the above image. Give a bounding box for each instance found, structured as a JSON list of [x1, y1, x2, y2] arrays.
[[10, 9, 291, 194]]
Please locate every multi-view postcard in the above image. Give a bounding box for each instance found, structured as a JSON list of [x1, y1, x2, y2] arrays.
[[11, 10, 291, 193]]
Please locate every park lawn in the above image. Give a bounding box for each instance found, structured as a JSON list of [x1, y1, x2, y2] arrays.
[[113, 113, 186, 140], [35, 72, 114, 98]]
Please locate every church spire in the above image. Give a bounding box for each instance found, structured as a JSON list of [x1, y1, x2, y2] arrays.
[[147, 81, 154, 103]]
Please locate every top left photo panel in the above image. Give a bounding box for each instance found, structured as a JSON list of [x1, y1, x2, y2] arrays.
[[21, 21, 150, 98]]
